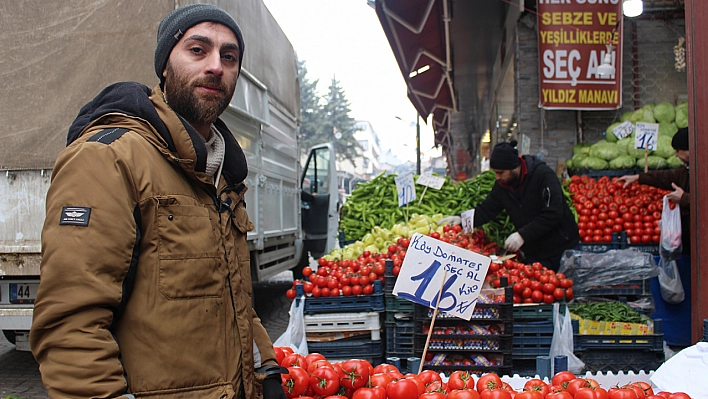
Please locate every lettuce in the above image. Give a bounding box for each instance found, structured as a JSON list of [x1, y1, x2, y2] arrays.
[[654, 102, 676, 123]]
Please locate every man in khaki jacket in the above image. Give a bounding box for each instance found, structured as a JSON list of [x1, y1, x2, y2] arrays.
[[30, 4, 286, 399]]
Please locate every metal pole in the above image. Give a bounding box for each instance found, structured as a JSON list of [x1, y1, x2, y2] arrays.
[[416, 114, 421, 175]]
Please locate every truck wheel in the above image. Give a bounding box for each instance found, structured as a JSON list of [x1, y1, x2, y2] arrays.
[[2, 330, 16, 345]]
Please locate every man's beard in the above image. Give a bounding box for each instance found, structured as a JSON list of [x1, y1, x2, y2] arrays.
[[163, 62, 234, 127]]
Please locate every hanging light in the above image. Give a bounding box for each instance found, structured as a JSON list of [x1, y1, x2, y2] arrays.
[[623, 0, 643, 17]]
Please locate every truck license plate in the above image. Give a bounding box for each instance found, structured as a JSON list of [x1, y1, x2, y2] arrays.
[[10, 283, 39, 304]]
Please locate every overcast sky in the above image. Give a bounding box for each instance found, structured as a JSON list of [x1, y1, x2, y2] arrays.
[[262, 0, 442, 163]]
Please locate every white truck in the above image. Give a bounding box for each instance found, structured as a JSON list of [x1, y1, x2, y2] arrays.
[[0, 0, 339, 350]]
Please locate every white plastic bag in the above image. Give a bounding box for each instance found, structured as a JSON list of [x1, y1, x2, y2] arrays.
[[549, 302, 585, 374], [657, 257, 685, 304], [273, 295, 309, 355], [660, 195, 682, 261], [651, 342, 708, 399]]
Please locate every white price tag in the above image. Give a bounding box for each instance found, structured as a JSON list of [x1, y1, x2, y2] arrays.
[[416, 174, 446, 190], [460, 209, 475, 234], [392, 233, 491, 321], [612, 121, 635, 140], [395, 171, 417, 207], [635, 122, 659, 150]]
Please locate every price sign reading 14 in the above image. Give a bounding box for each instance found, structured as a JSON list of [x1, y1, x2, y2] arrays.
[[392, 233, 491, 320], [395, 171, 416, 207], [635, 122, 659, 151]]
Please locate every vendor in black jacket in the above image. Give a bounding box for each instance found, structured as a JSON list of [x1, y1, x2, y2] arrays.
[[474, 141, 579, 271]]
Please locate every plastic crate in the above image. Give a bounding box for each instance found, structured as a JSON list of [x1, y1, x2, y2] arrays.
[[304, 312, 381, 341], [570, 169, 637, 178], [418, 351, 513, 373], [415, 334, 512, 352], [626, 244, 660, 255], [296, 280, 384, 314], [384, 276, 397, 293], [572, 319, 663, 351], [385, 293, 416, 312], [385, 310, 415, 323], [575, 349, 665, 373], [513, 304, 565, 321], [307, 335, 384, 359], [512, 321, 554, 359], [414, 303, 513, 321], [576, 232, 625, 253], [583, 279, 652, 296], [385, 322, 416, 354]]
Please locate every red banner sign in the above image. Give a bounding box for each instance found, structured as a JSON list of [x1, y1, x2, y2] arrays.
[[537, 0, 623, 110]]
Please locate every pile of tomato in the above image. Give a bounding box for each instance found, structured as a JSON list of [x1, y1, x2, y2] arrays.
[[567, 175, 671, 244], [274, 347, 692, 399], [286, 227, 500, 300], [486, 259, 574, 304]]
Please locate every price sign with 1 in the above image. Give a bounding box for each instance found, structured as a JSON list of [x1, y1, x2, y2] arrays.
[[460, 209, 475, 235], [635, 122, 659, 150], [612, 121, 635, 140], [395, 171, 417, 207], [416, 173, 446, 190], [392, 232, 491, 320]]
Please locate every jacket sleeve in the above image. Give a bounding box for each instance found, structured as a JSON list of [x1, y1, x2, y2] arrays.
[[638, 168, 686, 192], [30, 140, 137, 399], [252, 308, 279, 383], [473, 185, 505, 228], [516, 170, 566, 243]]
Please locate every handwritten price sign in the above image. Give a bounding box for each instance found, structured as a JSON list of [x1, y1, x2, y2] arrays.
[[460, 209, 475, 235], [392, 233, 491, 320], [635, 122, 659, 151], [395, 171, 417, 207], [612, 121, 635, 140], [416, 174, 446, 190]]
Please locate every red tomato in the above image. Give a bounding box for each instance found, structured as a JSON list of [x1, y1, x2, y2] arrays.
[[285, 288, 296, 300], [531, 289, 544, 303], [363, 284, 374, 295], [307, 359, 333, 373], [551, 371, 576, 388], [274, 346, 285, 365], [418, 369, 443, 387], [667, 394, 691, 399], [608, 387, 639, 399], [449, 389, 481, 399], [369, 372, 393, 388], [420, 392, 449, 399], [477, 373, 503, 393], [280, 353, 308, 369], [386, 378, 420, 399], [516, 391, 544, 399], [352, 387, 384, 399], [281, 366, 309, 399], [338, 359, 369, 389], [547, 392, 574, 399], [448, 370, 475, 390], [351, 285, 363, 296], [524, 379, 549, 397], [309, 366, 341, 396], [480, 388, 513, 399]]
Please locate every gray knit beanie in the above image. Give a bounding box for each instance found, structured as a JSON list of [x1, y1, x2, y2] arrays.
[[155, 3, 245, 86]]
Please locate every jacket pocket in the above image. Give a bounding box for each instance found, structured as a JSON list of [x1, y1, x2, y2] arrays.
[[157, 199, 223, 299]]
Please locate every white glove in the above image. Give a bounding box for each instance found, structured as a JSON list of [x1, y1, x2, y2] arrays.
[[437, 215, 461, 226], [504, 232, 524, 252]]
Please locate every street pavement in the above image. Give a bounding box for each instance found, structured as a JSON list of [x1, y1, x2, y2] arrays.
[[0, 274, 294, 399]]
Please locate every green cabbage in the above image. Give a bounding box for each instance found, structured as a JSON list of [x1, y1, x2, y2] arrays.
[[566, 159, 574, 170], [675, 103, 689, 128], [658, 122, 678, 137], [629, 106, 656, 124], [620, 111, 634, 122], [654, 102, 676, 123], [573, 143, 592, 155], [589, 141, 622, 161], [654, 135, 676, 159], [667, 155, 685, 168], [605, 122, 621, 142], [572, 152, 589, 166], [637, 155, 668, 170], [583, 156, 609, 170], [609, 154, 637, 170]]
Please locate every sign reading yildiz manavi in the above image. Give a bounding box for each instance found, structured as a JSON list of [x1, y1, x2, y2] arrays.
[[537, 0, 623, 110]]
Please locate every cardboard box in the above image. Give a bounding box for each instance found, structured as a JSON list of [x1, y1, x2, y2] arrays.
[[570, 313, 654, 335]]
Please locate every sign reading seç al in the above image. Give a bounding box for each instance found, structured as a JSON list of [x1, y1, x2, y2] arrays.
[[537, 0, 623, 110]]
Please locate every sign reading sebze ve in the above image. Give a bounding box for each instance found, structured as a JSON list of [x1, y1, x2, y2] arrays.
[[393, 233, 491, 320], [537, 0, 623, 110]]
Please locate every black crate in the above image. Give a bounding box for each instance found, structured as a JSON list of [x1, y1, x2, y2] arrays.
[[583, 279, 652, 297], [513, 304, 565, 321], [576, 232, 625, 253], [512, 321, 554, 359], [307, 335, 384, 360], [414, 303, 513, 322], [385, 310, 414, 323], [418, 351, 513, 374], [576, 349, 665, 373], [296, 280, 384, 314], [572, 319, 664, 351], [415, 333, 512, 352], [385, 293, 416, 312]]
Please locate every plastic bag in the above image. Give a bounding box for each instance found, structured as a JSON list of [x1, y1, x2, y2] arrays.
[[660, 195, 682, 261], [651, 342, 708, 399], [273, 295, 309, 355], [657, 257, 685, 304], [549, 303, 584, 374], [558, 249, 659, 294]]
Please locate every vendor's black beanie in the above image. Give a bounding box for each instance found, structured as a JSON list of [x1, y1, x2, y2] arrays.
[[671, 127, 689, 151], [155, 4, 245, 87], [490, 140, 521, 170]]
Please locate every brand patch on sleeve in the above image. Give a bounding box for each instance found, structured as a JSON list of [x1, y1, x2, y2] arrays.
[[60, 206, 91, 226]]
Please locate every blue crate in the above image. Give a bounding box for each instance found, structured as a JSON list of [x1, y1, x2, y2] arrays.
[[296, 280, 384, 314], [385, 322, 416, 354], [576, 232, 625, 253], [572, 319, 664, 351], [576, 349, 665, 373], [307, 336, 383, 359], [512, 321, 554, 359], [513, 304, 565, 321]]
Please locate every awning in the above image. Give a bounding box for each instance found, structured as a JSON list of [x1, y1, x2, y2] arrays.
[[375, 0, 455, 146]]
